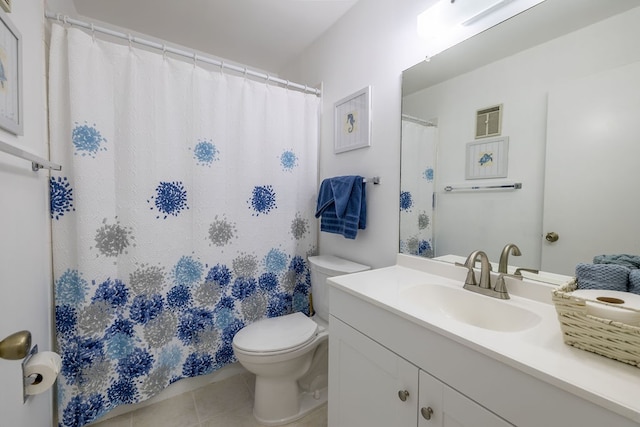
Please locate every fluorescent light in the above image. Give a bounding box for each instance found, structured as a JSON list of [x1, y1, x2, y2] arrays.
[[417, 0, 547, 58], [462, 0, 513, 26]]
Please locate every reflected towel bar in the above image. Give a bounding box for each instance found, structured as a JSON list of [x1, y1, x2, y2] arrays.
[[444, 182, 521, 192], [0, 140, 62, 172], [363, 176, 380, 185]]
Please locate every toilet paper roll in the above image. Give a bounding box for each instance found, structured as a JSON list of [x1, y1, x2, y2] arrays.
[[570, 289, 640, 326], [24, 351, 62, 395]]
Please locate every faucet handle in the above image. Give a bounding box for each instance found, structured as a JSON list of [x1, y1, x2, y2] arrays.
[[455, 262, 477, 286], [514, 267, 539, 276], [493, 273, 523, 299]]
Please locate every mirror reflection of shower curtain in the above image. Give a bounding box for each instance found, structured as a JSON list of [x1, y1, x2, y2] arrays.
[[48, 24, 319, 427], [400, 119, 437, 257]]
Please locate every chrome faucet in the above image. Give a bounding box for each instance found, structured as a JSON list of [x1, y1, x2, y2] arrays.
[[498, 243, 521, 274]]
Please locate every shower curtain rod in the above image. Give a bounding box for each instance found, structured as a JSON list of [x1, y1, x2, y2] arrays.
[[44, 11, 322, 97], [401, 114, 436, 127]]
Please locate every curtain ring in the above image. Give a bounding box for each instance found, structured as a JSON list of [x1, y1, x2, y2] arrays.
[[162, 44, 167, 60], [127, 34, 133, 49], [220, 61, 225, 75], [90, 23, 95, 42], [63, 15, 69, 27], [243, 68, 248, 79], [193, 53, 197, 67]]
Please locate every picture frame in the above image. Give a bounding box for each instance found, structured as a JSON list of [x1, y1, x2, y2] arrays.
[[334, 86, 371, 153], [0, 9, 21, 135], [465, 136, 509, 179]]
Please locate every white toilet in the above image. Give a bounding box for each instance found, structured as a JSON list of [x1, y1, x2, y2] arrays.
[[232, 255, 370, 426]]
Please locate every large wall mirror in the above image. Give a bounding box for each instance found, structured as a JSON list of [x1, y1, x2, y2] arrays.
[[400, 0, 640, 278]]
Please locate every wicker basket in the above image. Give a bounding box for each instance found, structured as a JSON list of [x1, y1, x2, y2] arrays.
[[552, 279, 640, 367]]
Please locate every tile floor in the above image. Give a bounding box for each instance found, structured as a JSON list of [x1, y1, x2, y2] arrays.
[[91, 372, 327, 427]]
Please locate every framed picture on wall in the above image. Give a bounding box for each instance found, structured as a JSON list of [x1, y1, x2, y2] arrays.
[[0, 9, 22, 135], [465, 137, 509, 179], [0, 0, 10, 13], [334, 86, 371, 154]]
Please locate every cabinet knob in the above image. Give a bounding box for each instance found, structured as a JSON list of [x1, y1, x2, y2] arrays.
[[398, 390, 410, 402], [420, 406, 434, 420]]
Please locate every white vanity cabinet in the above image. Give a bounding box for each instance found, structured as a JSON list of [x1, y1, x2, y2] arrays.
[[329, 316, 512, 427], [328, 258, 640, 427], [418, 370, 512, 427], [328, 315, 417, 426]]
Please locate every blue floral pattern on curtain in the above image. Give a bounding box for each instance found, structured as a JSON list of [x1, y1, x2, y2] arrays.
[[48, 24, 319, 427]]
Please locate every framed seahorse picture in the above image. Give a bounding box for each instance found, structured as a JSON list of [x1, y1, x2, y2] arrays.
[[465, 137, 509, 179], [0, 8, 21, 135], [334, 86, 371, 154]]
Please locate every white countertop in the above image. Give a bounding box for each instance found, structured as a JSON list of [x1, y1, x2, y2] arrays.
[[328, 254, 640, 424]]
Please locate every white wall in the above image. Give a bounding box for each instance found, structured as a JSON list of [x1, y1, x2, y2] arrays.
[[281, 0, 431, 269], [0, 1, 54, 426]]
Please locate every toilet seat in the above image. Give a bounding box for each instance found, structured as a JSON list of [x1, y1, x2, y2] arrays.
[[233, 312, 319, 355]]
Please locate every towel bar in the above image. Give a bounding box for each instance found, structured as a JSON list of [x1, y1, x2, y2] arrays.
[[363, 176, 380, 185], [0, 140, 62, 172], [444, 182, 520, 192]]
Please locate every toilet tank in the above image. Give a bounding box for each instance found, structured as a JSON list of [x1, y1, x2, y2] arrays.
[[308, 255, 370, 322]]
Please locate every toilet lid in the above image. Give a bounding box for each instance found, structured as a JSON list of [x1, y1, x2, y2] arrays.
[[233, 312, 318, 353]]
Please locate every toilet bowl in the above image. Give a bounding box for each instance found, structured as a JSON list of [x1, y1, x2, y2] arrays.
[[232, 255, 370, 426]]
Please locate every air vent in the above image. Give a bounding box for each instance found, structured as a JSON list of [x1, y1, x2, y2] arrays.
[[475, 104, 502, 139]]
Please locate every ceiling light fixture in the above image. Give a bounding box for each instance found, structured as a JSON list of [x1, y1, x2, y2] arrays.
[[417, 0, 546, 58]]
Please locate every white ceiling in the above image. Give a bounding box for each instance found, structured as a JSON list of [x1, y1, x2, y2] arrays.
[[72, 0, 360, 73]]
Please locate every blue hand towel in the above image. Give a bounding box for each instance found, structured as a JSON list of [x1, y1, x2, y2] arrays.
[[575, 263, 630, 291], [630, 270, 640, 295], [593, 254, 640, 269], [315, 175, 366, 239]]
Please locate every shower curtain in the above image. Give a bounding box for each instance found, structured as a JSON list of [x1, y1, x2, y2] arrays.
[[400, 119, 436, 257], [48, 24, 319, 426]]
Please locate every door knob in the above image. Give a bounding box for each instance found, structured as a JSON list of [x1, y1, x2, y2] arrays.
[[398, 390, 410, 401], [421, 406, 434, 420], [0, 330, 31, 360], [545, 232, 559, 242]]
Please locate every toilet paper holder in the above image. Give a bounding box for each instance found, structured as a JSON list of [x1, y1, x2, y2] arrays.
[[22, 344, 39, 403]]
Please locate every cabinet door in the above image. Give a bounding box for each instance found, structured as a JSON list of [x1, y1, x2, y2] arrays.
[[329, 317, 418, 427], [419, 371, 513, 427]]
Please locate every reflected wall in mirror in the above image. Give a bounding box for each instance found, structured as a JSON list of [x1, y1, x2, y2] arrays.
[[400, 0, 640, 277]]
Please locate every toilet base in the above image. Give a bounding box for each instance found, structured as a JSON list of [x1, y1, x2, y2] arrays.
[[253, 386, 328, 426]]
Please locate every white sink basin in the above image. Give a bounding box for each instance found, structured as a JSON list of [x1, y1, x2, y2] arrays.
[[400, 284, 542, 332]]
